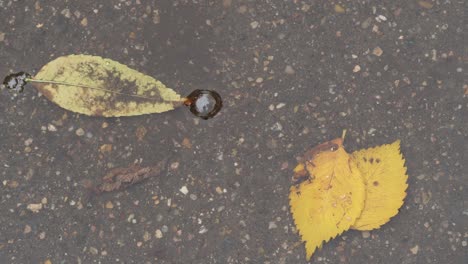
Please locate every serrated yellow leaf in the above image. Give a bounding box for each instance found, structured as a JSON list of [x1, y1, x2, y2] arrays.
[[289, 138, 365, 260], [350, 140, 408, 230], [32, 54, 183, 117]]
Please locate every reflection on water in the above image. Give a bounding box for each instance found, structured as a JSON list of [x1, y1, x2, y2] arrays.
[[184, 89, 223, 120]]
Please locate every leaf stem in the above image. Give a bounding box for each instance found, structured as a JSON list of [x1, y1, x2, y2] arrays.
[[341, 129, 347, 141], [25, 78, 186, 103]]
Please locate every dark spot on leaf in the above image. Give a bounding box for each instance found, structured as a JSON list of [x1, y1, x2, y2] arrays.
[[369, 157, 374, 164], [363, 157, 367, 162], [292, 174, 309, 185], [376, 158, 381, 163], [56, 67, 65, 77], [35, 83, 55, 101], [373, 181, 379, 186]]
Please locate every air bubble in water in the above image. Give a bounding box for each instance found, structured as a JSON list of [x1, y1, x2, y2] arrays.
[[184, 89, 222, 120]]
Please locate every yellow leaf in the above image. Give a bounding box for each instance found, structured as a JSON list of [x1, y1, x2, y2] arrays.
[[350, 140, 408, 230], [32, 54, 183, 117], [289, 137, 365, 260]]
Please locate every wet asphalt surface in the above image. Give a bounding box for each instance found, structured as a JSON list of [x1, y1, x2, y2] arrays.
[[0, 1, 467, 264]]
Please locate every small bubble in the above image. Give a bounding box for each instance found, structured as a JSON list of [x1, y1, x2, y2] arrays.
[[195, 94, 215, 113], [184, 89, 222, 120]]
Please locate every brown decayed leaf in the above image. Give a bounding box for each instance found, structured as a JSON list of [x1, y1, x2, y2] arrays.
[[96, 159, 166, 193]]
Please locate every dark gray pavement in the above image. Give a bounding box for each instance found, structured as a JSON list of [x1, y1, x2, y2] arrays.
[[0, 1, 466, 263]]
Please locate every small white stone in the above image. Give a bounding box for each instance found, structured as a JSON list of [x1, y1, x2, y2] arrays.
[[80, 17, 88, 27], [89, 247, 99, 255], [250, 21, 259, 29], [24, 138, 33, 146], [27, 203, 43, 213], [73, 10, 81, 18], [284, 65, 295, 74], [276, 103, 286, 109], [268, 221, 277, 229], [155, 229, 163, 238], [127, 214, 135, 222], [75, 128, 85, 136], [353, 65, 361, 73], [24, 225, 32, 234], [179, 186, 189, 195], [61, 8, 71, 18], [410, 245, 419, 254], [170, 162, 179, 170], [199, 226, 208, 234], [271, 122, 283, 131], [376, 15, 387, 22], [47, 124, 57, 132]]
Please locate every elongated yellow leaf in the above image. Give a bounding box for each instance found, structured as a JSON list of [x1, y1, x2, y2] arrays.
[[289, 138, 365, 260], [350, 140, 408, 230], [32, 54, 182, 117]]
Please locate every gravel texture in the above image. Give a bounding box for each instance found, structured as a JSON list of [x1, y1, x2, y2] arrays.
[[0, 1, 466, 263]]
